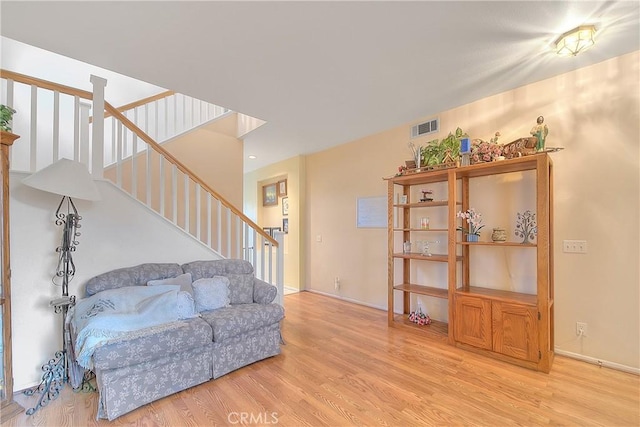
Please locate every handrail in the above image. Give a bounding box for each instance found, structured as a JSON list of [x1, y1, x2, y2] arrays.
[[1, 68, 277, 247], [98, 90, 175, 121], [104, 103, 277, 247], [0, 69, 94, 100]]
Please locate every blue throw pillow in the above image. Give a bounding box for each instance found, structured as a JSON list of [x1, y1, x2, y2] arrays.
[[192, 276, 231, 312], [176, 291, 198, 319]]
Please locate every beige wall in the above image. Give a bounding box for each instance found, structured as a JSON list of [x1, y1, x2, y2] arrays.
[[163, 115, 244, 208], [244, 156, 305, 290], [305, 51, 639, 369]]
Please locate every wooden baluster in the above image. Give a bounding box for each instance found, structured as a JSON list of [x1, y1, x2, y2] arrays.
[[146, 144, 151, 207], [206, 193, 212, 247], [171, 164, 177, 225], [79, 102, 90, 169], [30, 85, 38, 172], [195, 183, 201, 240], [52, 91, 59, 162], [159, 156, 165, 217]]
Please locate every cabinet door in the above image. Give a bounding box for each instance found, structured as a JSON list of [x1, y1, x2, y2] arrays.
[[492, 302, 538, 362], [454, 295, 492, 350]]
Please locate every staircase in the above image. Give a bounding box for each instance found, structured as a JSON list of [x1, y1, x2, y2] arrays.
[[0, 70, 283, 303]]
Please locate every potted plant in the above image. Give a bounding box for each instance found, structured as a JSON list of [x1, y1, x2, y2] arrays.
[[456, 208, 485, 241], [421, 127, 468, 166], [0, 105, 17, 133]]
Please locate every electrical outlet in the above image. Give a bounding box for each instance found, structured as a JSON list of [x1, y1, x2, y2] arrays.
[[563, 240, 588, 253], [576, 322, 587, 337], [334, 277, 340, 290]]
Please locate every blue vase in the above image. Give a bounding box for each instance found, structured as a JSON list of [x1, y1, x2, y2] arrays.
[[466, 234, 479, 242]]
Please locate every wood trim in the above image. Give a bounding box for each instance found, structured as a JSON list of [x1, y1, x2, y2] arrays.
[[93, 90, 175, 122], [103, 104, 277, 246], [387, 180, 394, 325], [0, 69, 93, 100], [0, 131, 23, 419]]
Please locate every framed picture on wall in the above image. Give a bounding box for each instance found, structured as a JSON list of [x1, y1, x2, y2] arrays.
[[263, 183, 278, 206], [282, 218, 289, 234], [277, 179, 288, 197], [282, 197, 289, 216]]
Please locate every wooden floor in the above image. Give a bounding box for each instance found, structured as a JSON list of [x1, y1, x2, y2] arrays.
[[4, 292, 639, 427]]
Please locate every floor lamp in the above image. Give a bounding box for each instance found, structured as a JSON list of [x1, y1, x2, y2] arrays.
[[21, 158, 100, 415]]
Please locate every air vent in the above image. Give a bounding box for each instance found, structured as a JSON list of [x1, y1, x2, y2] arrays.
[[411, 118, 439, 138]]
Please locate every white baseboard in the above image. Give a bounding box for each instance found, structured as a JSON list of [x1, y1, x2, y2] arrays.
[[554, 349, 639, 375], [304, 289, 386, 312]]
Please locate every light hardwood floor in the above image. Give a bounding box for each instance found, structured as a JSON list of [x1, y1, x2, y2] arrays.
[[5, 292, 639, 427]]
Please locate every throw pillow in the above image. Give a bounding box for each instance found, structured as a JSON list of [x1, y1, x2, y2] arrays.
[[147, 273, 193, 296], [176, 291, 198, 319], [192, 276, 231, 312]]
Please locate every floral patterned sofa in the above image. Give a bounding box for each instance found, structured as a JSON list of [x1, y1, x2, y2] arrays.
[[69, 259, 284, 420]]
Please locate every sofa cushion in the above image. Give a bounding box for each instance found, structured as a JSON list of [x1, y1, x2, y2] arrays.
[[85, 263, 183, 296], [192, 277, 230, 312], [199, 303, 285, 342], [91, 317, 212, 370], [181, 260, 255, 304], [148, 272, 194, 296]]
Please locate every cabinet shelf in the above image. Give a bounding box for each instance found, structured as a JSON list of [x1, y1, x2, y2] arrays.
[[391, 314, 449, 337], [392, 253, 457, 262], [394, 283, 448, 299], [394, 200, 456, 208], [459, 241, 537, 247], [394, 228, 448, 232], [456, 287, 537, 306]]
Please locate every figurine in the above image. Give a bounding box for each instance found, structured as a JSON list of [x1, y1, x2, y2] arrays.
[[530, 115, 549, 152], [420, 189, 433, 202]]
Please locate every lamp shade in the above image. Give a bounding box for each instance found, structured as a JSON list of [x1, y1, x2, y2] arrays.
[[22, 158, 101, 201]]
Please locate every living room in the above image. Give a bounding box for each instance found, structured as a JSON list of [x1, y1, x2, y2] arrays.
[[1, 1, 639, 425]]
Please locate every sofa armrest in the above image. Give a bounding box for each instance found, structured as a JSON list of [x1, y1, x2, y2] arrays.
[[253, 278, 277, 304]]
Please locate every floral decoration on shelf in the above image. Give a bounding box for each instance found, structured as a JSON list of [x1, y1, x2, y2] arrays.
[[471, 132, 503, 163], [515, 210, 537, 244], [408, 308, 432, 326], [456, 208, 485, 237]]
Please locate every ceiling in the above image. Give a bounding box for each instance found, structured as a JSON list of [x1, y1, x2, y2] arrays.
[[1, 1, 638, 172]]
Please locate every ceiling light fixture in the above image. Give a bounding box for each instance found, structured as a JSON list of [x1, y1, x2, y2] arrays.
[[555, 25, 596, 56], [248, 155, 257, 159]]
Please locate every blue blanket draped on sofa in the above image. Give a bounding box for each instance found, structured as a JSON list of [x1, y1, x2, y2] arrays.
[[69, 285, 180, 369]]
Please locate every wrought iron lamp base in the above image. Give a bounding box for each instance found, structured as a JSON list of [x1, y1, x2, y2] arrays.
[[23, 350, 96, 415], [23, 351, 67, 415]]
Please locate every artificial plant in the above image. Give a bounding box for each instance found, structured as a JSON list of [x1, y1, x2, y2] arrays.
[[0, 105, 17, 132], [421, 127, 467, 166]]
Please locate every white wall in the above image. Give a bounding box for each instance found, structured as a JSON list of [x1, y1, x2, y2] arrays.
[[9, 172, 221, 389]]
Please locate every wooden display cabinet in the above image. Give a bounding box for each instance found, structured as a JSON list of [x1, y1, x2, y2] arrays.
[[388, 154, 554, 372]]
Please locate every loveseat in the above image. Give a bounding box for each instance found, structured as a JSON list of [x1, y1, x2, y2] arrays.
[[68, 259, 284, 420]]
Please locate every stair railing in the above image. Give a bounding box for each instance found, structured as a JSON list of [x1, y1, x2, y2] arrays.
[[97, 90, 231, 152], [0, 70, 282, 302]]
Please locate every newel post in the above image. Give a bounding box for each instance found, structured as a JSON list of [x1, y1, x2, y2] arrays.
[[90, 75, 107, 178]]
